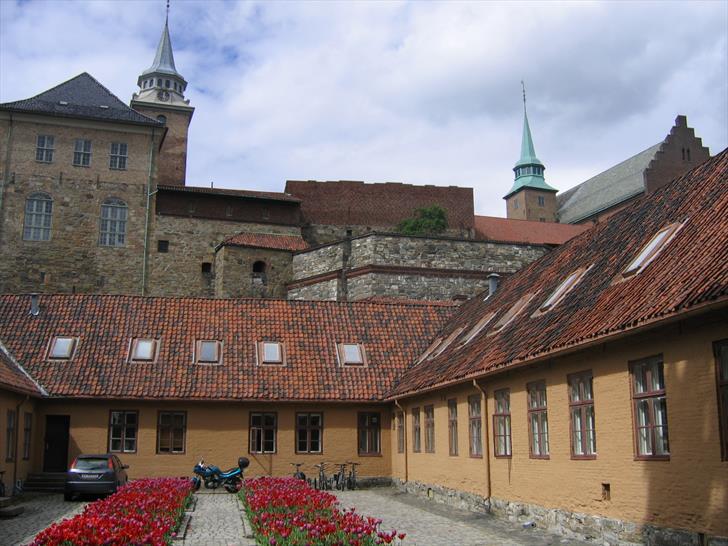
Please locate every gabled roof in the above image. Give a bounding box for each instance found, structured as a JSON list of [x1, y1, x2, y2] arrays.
[[285, 180, 475, 230], [157, 184, 301, 203], [0, 340, 45, 397], [220, 232, 308, 252], [0, 73, 163, 127], [474, 216, 588, 246], [557, 143, 661, 224], [0, 296, 452, 402], [389, 148, 728, 398]]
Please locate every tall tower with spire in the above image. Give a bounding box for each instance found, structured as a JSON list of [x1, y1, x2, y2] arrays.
[[131, 8, 194, 186], [504, 84, 558, 222]]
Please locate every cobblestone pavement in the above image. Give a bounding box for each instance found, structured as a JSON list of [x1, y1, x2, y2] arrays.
[[183, 489, 256, 546], [5, 493, 88, 546], [334, 488, 592, 546]]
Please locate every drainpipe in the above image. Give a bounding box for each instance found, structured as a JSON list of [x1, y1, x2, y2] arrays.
[[141, 128, 157, 296], [394, 399, 408, 483], [473, 379, 492, 500], [12, 395, 29, 495]]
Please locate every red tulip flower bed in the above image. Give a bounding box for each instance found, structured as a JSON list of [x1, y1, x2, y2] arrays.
[[242, 477, 405, 545], [32, 478, 193, 546]]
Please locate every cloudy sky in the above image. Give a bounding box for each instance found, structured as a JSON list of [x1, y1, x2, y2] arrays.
[[1, 0, 726, 216]]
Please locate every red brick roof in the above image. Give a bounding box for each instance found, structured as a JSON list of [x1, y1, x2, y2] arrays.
[[474, 216, 588, 245], [0, 342, 44, 396], [0, 297, 452, 401], [221, 232, 308, 252], [389, 149, 728, 398], [285, 180, 475, 229], [158, 184, 301, 203]]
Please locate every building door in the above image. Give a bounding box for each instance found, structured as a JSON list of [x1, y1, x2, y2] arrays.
[[43, 415, 70, 472]]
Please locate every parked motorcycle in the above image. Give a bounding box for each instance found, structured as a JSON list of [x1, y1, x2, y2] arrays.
[[191, 457, 250, 493]]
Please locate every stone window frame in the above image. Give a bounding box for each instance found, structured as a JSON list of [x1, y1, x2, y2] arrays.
[[128, 338, 160, 364], [35, 134, 55, 163], [156, 411, 186, 454], [412, 407, 421, 453], [108, 410, 138, 454], [468, 394, 483, 458], [295, 412, 323, 454], [424, 405, 435, 453], [47, 336, 78, 361], [109, 142, 128, 170], [715, 339, 728, 461], [357, 412, 381, 456], [493, 389, 512, 458], [629, 355, 670, 460], [23, 192, 53, 242], [249, 412, 277, 454], [73, 138, 92, 167], [447, 399, 458, 456], [99, 198, 128, 247], [257, 341, 286, 366], [195, 340, 223, 366], [336, 343, 367, 367], [568, 371, 597, 459], [22, 412, 32, 460], [252, 260, 268, 285], [527, 380, 549, 459]]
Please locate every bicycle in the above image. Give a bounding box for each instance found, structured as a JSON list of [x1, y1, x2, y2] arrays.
[[312, 462, 330, 490], [346, 461, 360, 490], [290, 462, 306, 481], [333, 462, 348, 491]]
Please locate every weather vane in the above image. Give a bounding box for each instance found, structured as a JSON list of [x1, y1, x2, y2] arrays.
[[166, 0, 170, 21], [521, 80, 527, 113]]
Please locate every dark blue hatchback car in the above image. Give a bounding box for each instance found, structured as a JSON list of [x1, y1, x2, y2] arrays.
[[64, 453, 129, 501]]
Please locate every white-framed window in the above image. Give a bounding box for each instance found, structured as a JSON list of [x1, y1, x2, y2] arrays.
[[338, 343, 365, 366], [258, 341, 284, 365], [129, 338, 158, 362], [536, 266, 591, 315], [23, 192, 53, 241], [109, 142, 128, 170], [621, 223, 683, 279], [35, 135, 54, 163], [48, 336, 77, 360], [99, 198, 127, 247], [196, 340, 222, 365], [73, 139, 92, 167]]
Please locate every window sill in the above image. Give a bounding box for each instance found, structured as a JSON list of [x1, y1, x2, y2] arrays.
[[529, 455, 550, 460], [249, 451, 277, 455], [72, 164, 91, 168], [469, 454, 484, 459], [35, 160, 53, 164], [571, 455, 597, 460], [494, 454, 512, 459], [633, 455, 670, 461], [357, 452, 382, 457], [156, 451, 186, 455]]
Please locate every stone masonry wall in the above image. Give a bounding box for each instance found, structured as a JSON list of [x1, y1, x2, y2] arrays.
[[148, 215, 300, 298], [214, 245, 293, 299], [347, 272, 490, 301], [303, 223, 472, 246], [287, 278, 339, 301], [0, 115, 157, 294]]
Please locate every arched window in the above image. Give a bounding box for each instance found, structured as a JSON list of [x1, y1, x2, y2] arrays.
[[252, 261, 267, 285], [99, 198, 127, 247], [23, 192, 53, 241], [157, 115, 167, 125]]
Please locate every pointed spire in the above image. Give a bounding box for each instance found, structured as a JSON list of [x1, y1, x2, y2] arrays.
[[143, 16, 180, 77]]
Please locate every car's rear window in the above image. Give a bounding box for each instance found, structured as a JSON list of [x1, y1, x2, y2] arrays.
[[73, 458, 109, 471]]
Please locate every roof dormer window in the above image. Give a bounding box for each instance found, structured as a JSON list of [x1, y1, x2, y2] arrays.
[[432, 327, 464, 358], [258, 341, 285, 365], [621, 223, 683, 279], [535, 266, 591, 315], [338, 343, 366, 366], [196, 340, 222, 365], [416, 337, 443, 364], [129, 338, 158, 363], [461, 313, 496, 346], [489, 294, 535, 335], [48, 336, 77, 360]]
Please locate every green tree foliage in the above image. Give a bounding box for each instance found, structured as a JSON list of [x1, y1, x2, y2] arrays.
[[397, 205, 448, 235]]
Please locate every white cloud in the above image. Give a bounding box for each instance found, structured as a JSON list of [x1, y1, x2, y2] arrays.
[[1, 0, 726, 216]]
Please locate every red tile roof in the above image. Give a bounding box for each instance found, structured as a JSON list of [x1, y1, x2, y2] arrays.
[[158, 185, 301, 203], [474, 216, 588, 245], [0, 342, 45, 396], [220, 232, 308, 252], [285, 180, 475, 230], [0, 297, 452, 401], [389, 149, 728, 398]]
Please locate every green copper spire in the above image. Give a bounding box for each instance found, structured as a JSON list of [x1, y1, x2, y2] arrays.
[[504, 83, 557, 199]]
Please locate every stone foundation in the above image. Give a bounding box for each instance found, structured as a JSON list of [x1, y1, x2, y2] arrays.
[[394, 479, 728, 546]]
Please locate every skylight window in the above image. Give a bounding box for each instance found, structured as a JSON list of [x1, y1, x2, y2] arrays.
[[432, 327, 464, 358], [461, 313, 496, 346], [48, 337, 76, 360], [536, 266, 591, 315], [416, 337, 443, 364], [489, 294, 535, 335], [338, 343, 365, 366], [259, 341, 284, 365], [622, 223, 683, 278], [196, 340, 221, 365], [129, 338, 158, 362]]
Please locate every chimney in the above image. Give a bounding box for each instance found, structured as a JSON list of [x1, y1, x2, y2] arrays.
[[29, 293, 40, 316], [487, 273, 500, 297]]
